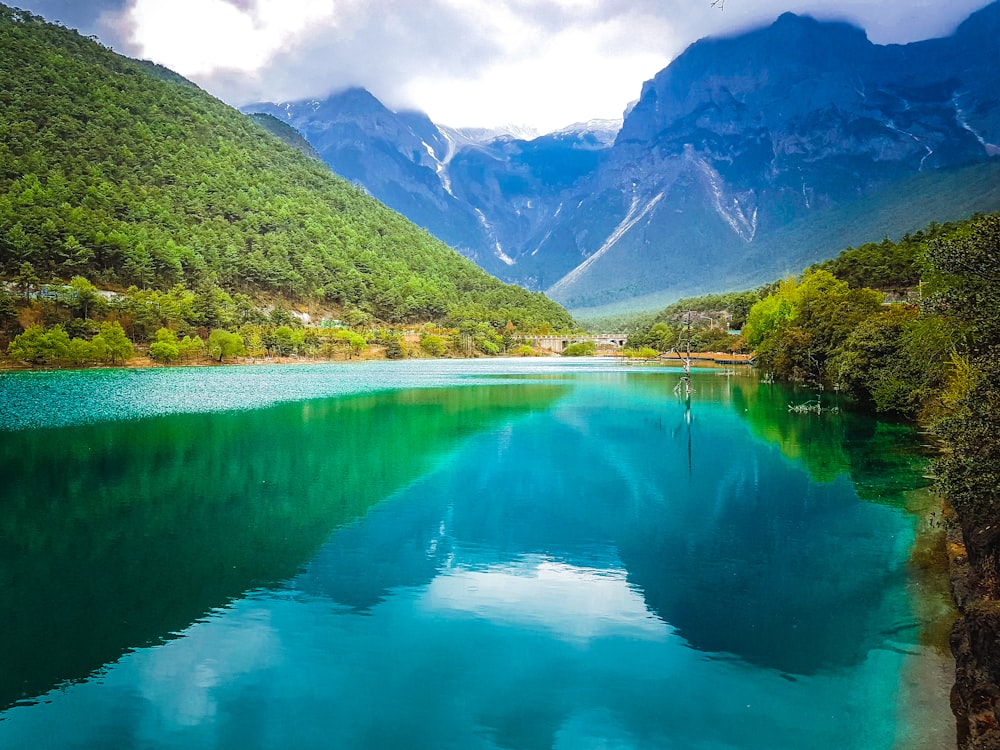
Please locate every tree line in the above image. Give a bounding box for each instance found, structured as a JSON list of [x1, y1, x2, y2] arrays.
[[748, 212, 1000, 748], [1, 272, 557, 366]]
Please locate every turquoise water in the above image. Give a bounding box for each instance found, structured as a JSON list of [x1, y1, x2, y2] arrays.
[[0, 359, 946, 748]]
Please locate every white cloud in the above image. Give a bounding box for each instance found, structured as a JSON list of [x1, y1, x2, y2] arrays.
[[134, 603, 279, 729], [127, 0, 336, 76], [21, 0, 993, 131], [406, 11, 674, 130]]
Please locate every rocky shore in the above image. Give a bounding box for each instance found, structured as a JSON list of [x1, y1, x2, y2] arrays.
[[949, 513, 1000, 749]]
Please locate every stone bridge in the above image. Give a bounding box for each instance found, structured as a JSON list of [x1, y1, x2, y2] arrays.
[[527, 334, 628, 354]]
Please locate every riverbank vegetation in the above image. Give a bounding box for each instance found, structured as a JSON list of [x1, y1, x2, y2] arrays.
[[0, 275, 559, 366], [619, 291, 759, 356]]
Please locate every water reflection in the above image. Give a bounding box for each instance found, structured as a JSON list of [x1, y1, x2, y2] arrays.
[[0, 366, 937, 749], [423, 556, 668, 642], [0, 382, 567, 708], [294, 370, 920, 676]]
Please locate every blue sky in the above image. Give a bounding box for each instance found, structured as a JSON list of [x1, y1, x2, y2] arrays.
[[14, 0, 995, 132]]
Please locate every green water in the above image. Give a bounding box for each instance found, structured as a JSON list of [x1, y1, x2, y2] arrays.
[[0, 360, 949, 749]]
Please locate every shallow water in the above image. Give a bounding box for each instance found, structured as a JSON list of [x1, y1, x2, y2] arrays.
[[0, 359, 949, 748]]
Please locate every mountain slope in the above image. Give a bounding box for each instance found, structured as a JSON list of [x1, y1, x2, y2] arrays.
[[246, 5, 1000, 312], [246, 113, 323, 161], [242, 91, 500, 271], [0, 5, 573, 329], [536, 4, 1000, 309], [241, 93, 618, 281]]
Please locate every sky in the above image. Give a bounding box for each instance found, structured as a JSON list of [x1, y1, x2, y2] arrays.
[[14, 0, 995, 133]]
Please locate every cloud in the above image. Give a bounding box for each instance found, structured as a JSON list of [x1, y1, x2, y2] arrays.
[[185, 0, 680, 130], [14, 0, 137, 50], [126, 0, 337, 75], [170, 0, 510, 108], [13, 0, 996, 131]]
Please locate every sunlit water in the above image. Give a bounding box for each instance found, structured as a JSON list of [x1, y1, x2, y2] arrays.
[[0, 359, 951, 749]]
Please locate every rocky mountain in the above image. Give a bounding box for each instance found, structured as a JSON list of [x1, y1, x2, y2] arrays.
[[245, 2, 1000, 311], [544, 5, 1000, 310], [241, 91, 616, 280]]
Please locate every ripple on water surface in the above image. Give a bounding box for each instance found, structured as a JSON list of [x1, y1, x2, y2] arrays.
[[0, 359, 653, 431]]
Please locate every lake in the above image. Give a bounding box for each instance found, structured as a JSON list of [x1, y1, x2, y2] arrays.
[[0, 358, 953, 749]]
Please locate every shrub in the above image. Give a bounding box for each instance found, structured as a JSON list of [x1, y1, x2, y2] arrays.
[[562, 341, 596, 356]]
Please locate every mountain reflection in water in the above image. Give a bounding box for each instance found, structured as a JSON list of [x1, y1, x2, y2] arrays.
[[0, 363, 940, 750]]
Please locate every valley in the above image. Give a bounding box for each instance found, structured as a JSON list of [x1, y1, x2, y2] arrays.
[[245, 4, 1000, 312], [2, 3, 1000, 748]]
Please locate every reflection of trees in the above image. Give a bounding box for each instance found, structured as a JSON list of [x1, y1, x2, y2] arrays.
[[2, 368, 932, 710], [730, 378, 928, 506], [0, 383, 567, 709]]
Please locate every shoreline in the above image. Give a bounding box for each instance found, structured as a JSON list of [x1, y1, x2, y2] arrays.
[[0, 349, 757, 374], [897, 487, 960, 749]]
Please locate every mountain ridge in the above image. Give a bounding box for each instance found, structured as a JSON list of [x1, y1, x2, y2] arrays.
[[243, 4, 1000, 311]]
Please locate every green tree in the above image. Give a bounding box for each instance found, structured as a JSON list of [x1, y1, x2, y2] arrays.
[[92, 321, 133, 364], [648, 322, 676, 352], [7, 325, 68, 364], [830, 307, 953, 415], [0, 290, 18, 341], [744, 278, 798, 348], [177, 334, 206, 361], [268, 326, 295, 356], [243, 329, 267, 359], [924, 214, 1000, 586], [68, 276, 103, 320], [65, 337, 95, 366], [148, 341, 179, 363], [149, 328, 179, 364], [746, 271, 882, 381], [933, 356, 1000, 595], [344, 331, 367, 358], [207, 328, 244, 362], [562, 341, 596, 356], [923, 214, 1000, 356], [14, 262, 40, 299], [383, 334, 406, 360], [420, 334, 447, 357]]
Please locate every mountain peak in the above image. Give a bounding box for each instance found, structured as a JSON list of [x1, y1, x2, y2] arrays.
[[766, 10, 869, 44], [451, 124, 541, 144], [773, 11, 806, 25], [328, 86, 380, 104], [551, 119, 621, 146], [617, 11, 876, 144]]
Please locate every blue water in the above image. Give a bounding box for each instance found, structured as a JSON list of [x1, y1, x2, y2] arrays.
[[0, 359, 946, 748]]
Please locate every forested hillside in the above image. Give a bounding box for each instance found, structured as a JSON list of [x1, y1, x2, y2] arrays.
[[0, 5, 572, 331]]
